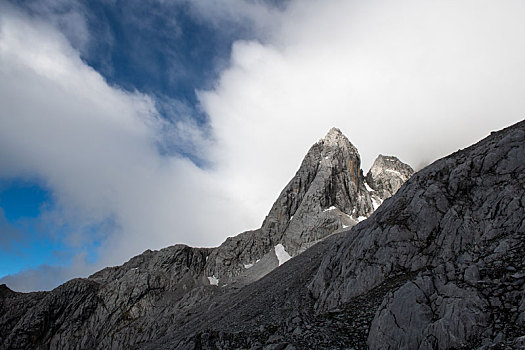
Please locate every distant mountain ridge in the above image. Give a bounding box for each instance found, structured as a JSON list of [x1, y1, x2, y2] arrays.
[[7, 120, 522, 349]]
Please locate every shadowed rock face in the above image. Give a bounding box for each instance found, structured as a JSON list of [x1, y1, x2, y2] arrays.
[[310, 121, 525, 349], [157, 121, 524, 350], [0, 127, 412, 350], [1, 245, 213, 349]]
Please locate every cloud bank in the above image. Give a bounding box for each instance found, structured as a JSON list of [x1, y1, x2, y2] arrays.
[[2, 0, 525, 291], [0, 5, 257, 290]]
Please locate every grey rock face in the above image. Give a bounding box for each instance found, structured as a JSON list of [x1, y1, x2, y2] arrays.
[[363, 154, 414, 215], [263, 128, 368, 251], [0, 127, 419, 350], [163, 121, 524, 350], [205, 128, 408, 285], [310, 121, 525, 349], [1, 245, 214, 349], [366, 154, 414, 199]]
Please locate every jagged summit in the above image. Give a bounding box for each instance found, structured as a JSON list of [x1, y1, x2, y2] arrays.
[[204, 127, 382, 284], [2, 122, 523, 349], [368, 154, 414, 179], [326, 126, 343, 136], [0, 127, 414, 349], [366, 154, 414, 199], [317, 128, 360, 164], [320, 127, 353, 146]]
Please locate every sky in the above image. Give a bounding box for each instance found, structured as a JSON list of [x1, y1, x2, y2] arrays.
[[1, 0, 525, 292]]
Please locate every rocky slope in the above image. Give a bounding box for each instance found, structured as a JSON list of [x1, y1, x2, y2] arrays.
[[311, 121, 525, 349], [144, 120, 525, 349], [0, 128, 412, 349], [3, 120, 523, 350]]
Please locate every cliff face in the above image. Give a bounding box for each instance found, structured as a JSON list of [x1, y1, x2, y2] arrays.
[[309, 121, 525, 349], [205, 127, 412, 285], [0, 127, 412, 349], [157, 121, 524, 350]]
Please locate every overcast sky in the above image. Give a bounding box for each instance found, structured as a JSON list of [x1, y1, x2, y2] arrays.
[[1, 0, 524, 291]]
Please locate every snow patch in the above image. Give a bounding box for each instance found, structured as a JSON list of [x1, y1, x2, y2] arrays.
[[244, 263, 253, 269], [342, 224, 349, 228], [323, 206, 337, 212], [372, 198, 381, 210], [364, 182, 373, 192], [207, 276, 219, 286], [289, 215, 293, 221], [357, 216, 367, 222], [274, 244, 292, 266]]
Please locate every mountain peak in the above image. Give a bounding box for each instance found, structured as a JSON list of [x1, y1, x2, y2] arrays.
[[0, 126, 415, 349], [320, 127, 352, 148], [324, 127, 344, 138], [366, 154, 414, 198]]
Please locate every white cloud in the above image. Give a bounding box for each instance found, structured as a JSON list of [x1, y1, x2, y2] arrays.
[[3, 0, 525, 291], [200, 0, 525, 213], [182, 0, 283, 37], [0, 6, 259, 290]]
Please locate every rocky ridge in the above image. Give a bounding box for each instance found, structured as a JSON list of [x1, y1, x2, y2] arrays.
[[0, 127, 412, 349], [145, 120, 525, 349], [311, 122, 525, 349]]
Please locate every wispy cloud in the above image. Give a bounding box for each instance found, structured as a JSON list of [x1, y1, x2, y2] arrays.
[[0, 5, 260, 290], [2, 0, 525, 291]]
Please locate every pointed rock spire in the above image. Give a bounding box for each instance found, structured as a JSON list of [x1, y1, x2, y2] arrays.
[[366, 154, 414, 198], [205, 128, 413, 286], [322, 127, 350, 146]]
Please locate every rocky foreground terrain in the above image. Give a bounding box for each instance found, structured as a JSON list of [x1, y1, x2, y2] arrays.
[[1, 121, 524, 349]]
